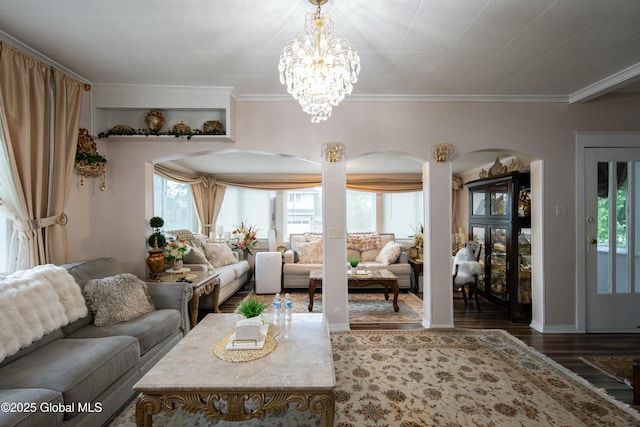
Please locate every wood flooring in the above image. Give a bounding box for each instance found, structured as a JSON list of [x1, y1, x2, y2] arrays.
[[214, 285, 640, 412]]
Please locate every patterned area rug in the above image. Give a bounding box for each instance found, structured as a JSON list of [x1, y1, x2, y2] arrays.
[[106, 329, 640, 427], [250, 291, 424, 323], [580, 355, 638, 387]]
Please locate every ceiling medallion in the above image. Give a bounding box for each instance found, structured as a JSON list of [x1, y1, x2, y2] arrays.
[[278, 0, 361, 123]]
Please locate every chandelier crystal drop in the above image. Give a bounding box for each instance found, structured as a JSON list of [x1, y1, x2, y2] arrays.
[[278, 0, 360, 123]]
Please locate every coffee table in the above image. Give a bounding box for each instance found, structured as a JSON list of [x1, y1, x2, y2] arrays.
[[308, 269, 400, 312], [134, 313, 335, 426]]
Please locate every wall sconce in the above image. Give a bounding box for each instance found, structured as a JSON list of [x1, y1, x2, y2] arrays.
[[432, 143, 455, 162], [322, 142, 346, 162]]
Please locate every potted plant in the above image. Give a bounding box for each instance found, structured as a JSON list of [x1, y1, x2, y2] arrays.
[[147, 216, 167, 248], [348, 257, 360, 274], [145, 216, 166, 280], [163, 240, 190, 271], [236, 296, 267, 319]]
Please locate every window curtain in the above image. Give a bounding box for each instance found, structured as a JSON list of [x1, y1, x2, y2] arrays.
[[154, 165, 227, 236], [0, 42, 83, 271]]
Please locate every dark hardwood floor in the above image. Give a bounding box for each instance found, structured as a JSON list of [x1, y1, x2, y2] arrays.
[[215, 285, 640, 412]]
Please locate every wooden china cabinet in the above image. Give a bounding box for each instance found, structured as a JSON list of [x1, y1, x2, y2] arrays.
[[466, 171, 532, 322]]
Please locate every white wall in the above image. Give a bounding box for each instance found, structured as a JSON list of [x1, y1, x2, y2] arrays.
[[65, 87, 640, 331]]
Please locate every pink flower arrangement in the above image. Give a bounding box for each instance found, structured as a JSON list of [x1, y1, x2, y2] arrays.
[[232, 222, 259, 256]]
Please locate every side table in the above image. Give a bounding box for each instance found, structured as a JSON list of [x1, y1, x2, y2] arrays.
[[408, 258, 423, 293], [149, 270, 220, 329]]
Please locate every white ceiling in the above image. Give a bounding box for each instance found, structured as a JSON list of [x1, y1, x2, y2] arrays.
[[1, 0, 638, 175]]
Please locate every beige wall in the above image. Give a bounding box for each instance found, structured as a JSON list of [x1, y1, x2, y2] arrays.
[[65, 88, 640, 331]]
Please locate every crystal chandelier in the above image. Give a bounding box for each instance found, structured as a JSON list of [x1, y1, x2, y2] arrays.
[[278, 0, 360, 123]]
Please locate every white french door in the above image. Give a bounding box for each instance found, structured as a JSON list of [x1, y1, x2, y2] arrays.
[[584, 148, 640, 331]]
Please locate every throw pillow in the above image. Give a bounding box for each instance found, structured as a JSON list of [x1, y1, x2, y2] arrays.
[[184, 245, 214, 270], [375, 240, 403, 265], [298, 239, 323, 264], [83, 274, 154, 327], [204, 243, 237, 267]]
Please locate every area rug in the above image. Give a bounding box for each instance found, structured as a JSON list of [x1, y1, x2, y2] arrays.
[[106, 329, 640, 427], [580, 355, 638, 387], [250, 291, 424, 323]]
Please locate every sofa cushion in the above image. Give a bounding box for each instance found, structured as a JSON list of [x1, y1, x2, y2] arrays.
[[216, 267, 237, 285], [0, 336, 139, 419], [298, 239, 323, 264], [84, 274, 155, 327], [67, 309, 181, 355], [0, 388, 63, 427], [204, 243, 237, 267], [375, 240, 403, 265], [165, 229, 196, 240]]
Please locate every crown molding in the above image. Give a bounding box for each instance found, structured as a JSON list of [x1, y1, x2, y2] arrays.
[[236, 93, 568, 103], [569, 62, 640, 104]]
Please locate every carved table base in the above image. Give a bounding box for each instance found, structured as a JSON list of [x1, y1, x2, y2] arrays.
[[135, 390, 335, 427]]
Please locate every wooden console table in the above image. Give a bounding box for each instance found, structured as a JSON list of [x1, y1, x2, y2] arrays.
[[308, 269, 399, 312]]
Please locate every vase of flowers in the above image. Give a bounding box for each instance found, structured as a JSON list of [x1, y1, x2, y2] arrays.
[[232, 221, 258, 259], [163, 240, 190, 270], [411, 224, 424, 258]]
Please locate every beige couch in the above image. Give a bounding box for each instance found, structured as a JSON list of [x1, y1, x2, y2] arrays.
[[283, 233, 411, 289], [174, 231, 250, 310]]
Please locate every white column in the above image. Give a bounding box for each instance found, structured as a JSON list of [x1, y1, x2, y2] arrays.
[[322, 159, 349, 331], [422, 160, 455, 328]]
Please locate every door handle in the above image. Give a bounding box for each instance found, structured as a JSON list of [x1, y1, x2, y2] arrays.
[[590, 239, 597, 244]]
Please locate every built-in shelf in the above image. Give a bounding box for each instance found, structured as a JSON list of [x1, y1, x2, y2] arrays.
[[91, 85, 236, 142]]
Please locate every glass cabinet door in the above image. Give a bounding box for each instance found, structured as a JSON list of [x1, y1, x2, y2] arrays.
[[471, 190, 486, 216], [489, 185, 509, 218], [471, 225, 486, 292], [489, 226, 508, 301], [517, 228, 532, 304]]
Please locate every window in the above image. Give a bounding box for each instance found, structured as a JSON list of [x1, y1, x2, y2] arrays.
[[153, 175, 199, 232], [382, 192, 424, 238], [285, 188, 323, 236], [284, 188, 423, 237], [217, 186, 273, 238]]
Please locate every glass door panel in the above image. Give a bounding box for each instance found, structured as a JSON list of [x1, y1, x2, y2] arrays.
[[490, 187, 509, 217], [471, 225, 486, 292], [489, 226, 508, 301], [471, 191, 486, 216], [518, 228, 532, 304]]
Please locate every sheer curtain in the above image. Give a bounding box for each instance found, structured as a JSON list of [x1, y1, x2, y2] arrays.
[[0, 41, 83, 270]]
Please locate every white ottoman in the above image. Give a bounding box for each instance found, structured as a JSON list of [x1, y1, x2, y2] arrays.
[[255, 252, 282, 294]]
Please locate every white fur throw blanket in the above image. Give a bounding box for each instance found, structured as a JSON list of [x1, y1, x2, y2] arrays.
[[452, 247, 482, 285], [0, 265, 88, 361]]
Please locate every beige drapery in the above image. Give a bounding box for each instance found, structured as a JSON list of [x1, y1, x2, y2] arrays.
[[0, 42, 83, 269], [154, 165, 227, 235], [159, 170, 423, 193]]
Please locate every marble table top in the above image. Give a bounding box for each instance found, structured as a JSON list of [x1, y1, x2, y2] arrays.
[[134, 313, 335, 392]]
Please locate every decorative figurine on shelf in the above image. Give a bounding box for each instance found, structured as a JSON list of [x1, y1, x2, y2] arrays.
[[74, 128, 107, 190]]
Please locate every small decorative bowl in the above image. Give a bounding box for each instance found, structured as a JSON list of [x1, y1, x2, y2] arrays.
[[172, 121, 191, 134], [202, 120, 224, 134]]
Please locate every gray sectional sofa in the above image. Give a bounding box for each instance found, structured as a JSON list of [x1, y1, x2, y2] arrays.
[[0, 257, 192, 427]]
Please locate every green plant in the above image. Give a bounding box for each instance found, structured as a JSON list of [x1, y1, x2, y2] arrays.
[[348, 257, 361, 267], [75, 151, 107, 164], [235, 297, 267, 319], [147, 216, 167, 248]]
